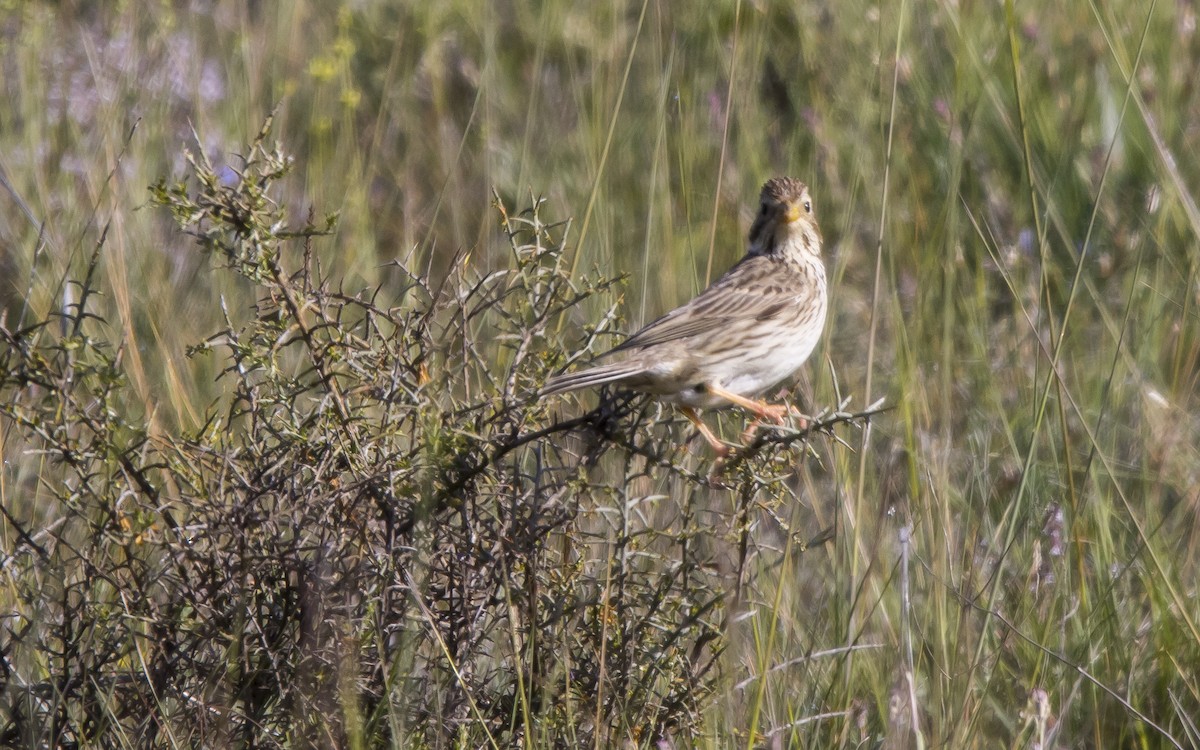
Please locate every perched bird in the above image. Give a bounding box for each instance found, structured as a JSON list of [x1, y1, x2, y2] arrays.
[[542, 177, 828, 455]]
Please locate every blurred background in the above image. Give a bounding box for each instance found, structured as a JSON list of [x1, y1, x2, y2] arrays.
[[3, 0, 1200, 744]]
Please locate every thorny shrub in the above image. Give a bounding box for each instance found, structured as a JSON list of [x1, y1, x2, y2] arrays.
[[0, 119, 877, 747]]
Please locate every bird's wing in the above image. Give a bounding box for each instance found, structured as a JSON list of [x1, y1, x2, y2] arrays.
[[609, 256, 805, 353], [541, 360, 651, 395]]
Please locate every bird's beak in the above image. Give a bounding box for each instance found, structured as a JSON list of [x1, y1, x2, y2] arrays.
[[783, 201, 803, 224]]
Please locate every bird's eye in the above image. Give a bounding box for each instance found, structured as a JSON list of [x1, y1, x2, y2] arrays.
[[804, 200, 812, 213], [760, 203, 768, 216]]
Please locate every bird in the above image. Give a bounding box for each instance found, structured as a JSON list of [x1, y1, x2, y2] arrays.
[[541, 177, 827, 456]]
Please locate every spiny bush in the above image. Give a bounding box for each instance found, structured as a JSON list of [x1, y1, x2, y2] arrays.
[[0, 120, 874, 747]]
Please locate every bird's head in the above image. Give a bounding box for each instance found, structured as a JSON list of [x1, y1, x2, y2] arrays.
[[747, 177, 822, 262]]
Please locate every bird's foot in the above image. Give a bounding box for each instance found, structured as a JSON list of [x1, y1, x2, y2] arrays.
[[739, 405, 809, 444]]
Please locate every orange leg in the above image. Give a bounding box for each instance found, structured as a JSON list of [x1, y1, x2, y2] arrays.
[[681, 406, 730, 457], [706, 385, 806, 426]]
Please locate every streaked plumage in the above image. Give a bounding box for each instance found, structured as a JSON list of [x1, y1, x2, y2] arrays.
[[542, 177, 827, 453]]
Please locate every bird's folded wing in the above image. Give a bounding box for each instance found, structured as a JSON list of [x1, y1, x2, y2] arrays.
[[610, 263, 807, 353]]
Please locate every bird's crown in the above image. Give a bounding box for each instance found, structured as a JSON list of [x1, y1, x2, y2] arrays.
[[760, 177, 809, 204]]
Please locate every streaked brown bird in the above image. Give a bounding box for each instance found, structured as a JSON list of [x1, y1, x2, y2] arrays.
[[541, 177, 827, 455]]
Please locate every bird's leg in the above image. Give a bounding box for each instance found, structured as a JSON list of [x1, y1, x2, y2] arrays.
[[706, 385, 805, 427], [680, 406, 730, 457]]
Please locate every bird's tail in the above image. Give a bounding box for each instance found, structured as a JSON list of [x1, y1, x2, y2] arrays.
[[540, 361, 646, 397]]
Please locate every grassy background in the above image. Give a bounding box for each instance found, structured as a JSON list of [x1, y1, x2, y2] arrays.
[[3, 0, 1200, 746]]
